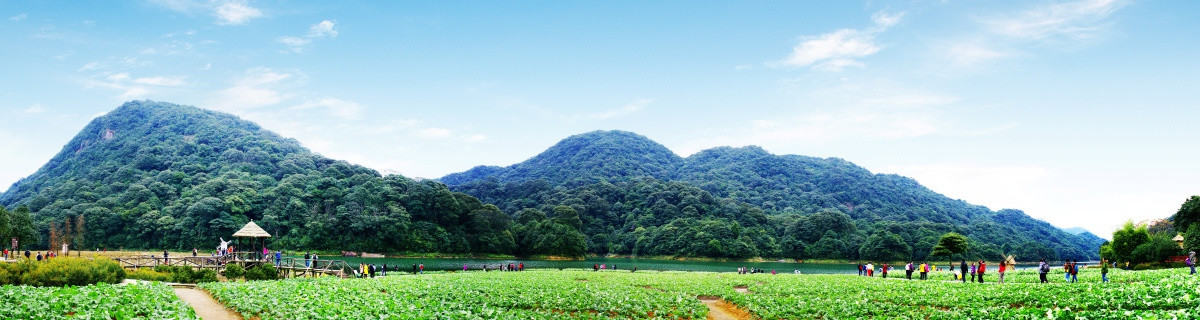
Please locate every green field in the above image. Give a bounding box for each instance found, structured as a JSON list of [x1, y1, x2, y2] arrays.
[[200, 267, 1200, 319], [0, 282, 198, 320]]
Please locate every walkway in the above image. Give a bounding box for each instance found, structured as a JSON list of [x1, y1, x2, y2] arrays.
[[173, 287, 241, 320]]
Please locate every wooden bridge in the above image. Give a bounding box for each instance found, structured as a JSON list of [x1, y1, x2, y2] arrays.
[[113, 252, 353, 278]]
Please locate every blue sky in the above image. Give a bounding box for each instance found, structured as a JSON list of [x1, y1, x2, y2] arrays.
[[2, 0, 1198, 238]]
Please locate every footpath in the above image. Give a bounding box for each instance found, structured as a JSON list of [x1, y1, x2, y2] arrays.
[[172, 286, 241, 320]]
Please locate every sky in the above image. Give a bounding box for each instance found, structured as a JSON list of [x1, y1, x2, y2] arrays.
[[2, 0, 1198, 238]]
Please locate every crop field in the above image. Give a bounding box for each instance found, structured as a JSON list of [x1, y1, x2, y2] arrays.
[[0, 282, 199, 320], [202, 267, 1200, 319]]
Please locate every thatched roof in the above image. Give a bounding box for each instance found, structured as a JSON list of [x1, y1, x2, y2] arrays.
[[1174, 233, 1185, 242], [232, 221, 272, 238]]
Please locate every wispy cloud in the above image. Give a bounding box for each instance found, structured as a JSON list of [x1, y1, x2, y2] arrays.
[[149, 0, 264, 25], [213, 67, 298, 110], [940, 41, 1013, 68], [777, 10, 904, 71], [9, 13, 27, 22], [417, 128, 453, 139], [278, 20, 338, 53], [133, 76, 188, 86], [81, 71, 188, 100], [23, 104, 45, 114], [982, 0, 1125, 42], [293, 97, 362, 120], [214, 1, 263, 25], [587, 99, 651, 120]]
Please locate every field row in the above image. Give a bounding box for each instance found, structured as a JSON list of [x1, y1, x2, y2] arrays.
[[201, 267, 1200, 319]]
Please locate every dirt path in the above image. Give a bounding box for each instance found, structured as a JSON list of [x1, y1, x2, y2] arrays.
[[698, 297, 752, 320], [173, 287, 242, 320]]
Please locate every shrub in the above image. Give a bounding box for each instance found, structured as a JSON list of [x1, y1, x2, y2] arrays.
[[15, 257, 125, 287], [127, 268, 173, 282], [223, 264, 245, 280], [243, 264, 278, 281]]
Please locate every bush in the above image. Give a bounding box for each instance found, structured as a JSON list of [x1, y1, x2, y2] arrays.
[[243, 264, 278, 281], [223, 264, 245, 280], [127, 268, 173, 282], [12, 257, 125, 287]]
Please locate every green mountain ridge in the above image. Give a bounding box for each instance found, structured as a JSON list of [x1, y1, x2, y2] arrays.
[[442, 130, 1104, 261], [0, 101, 577, 256]]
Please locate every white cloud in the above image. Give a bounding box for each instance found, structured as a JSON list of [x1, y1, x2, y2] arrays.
[[462, 134, 488, 143], [278, 20, 338, 53], [211, 67, 298, 110], [587, 99, 651, 120], [23, 104, 45, 114], [78, 62, 102, 72], [417, 128, 453, 138], [134, 76, 187, 86], [214, 1, 263, 25], [983, 0, 1125, 41], [309, 20, 337, 38], [879, 163, 1053, 211], [293, 97, 363, 120], [10, 13, 27, 22], [777, 11, 904, 71], [941, 41, 1012, 68], [236, 67, 293, 86], [119, 87, 151, 99], [218, 86, 283, 109]]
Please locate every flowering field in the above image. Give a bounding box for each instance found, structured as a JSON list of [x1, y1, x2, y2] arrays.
[[202, 267, 1199, 319]]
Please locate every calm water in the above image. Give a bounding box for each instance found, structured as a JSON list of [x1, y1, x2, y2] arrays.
[[310, 256, 859, 274], [292, 256, 1058, 274]]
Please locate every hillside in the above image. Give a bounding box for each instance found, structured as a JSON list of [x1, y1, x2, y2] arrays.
[[0, 101, 572, 256], [442, 130, 1102, 261]]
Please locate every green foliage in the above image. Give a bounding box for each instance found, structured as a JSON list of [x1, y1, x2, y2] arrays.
[[858, 231, 911, 262], [223, 264, 245, 279], [0, 101, 517, 256], [445, 131, 1102, 261], [1, 257, 125, 287], [1111, 221, 1150, 264], [139, 265, 218, 283], [202, 268, 1200, 319], [930, 232, 969, 259], [1186, 224, 1200, 252], [0, 282, 198, 319], [1130, 234, 1181, 264], [1174, 195, 1200, 234], [243, 264, 278, 281], [127, 268, 173, 282]]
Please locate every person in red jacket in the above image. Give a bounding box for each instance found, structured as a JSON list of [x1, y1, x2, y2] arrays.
[[998, 261, 1007, 284], [977, 260, 986, 283]]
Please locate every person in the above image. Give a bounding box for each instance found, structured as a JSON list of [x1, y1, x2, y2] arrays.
[[35, 252, 42, 261], [192, 248, 198, 257], [464, 264, 468, 272], [1038, 259, 1050, 283], [977, 260, 986, 283], [866, 262, 874, 277], [920, 262, 928, 280], [1064, 260, 1071, 282], [304, 252, 311, 268], [1071, 260, 1079, 283], [998, 261, 1007, 284], [905, 262, 913, 280], [1101, 259, 1109, 283], [969, 262, 977, 283], [382, 263, 387, 276], [601, 264, 606, 270], [519, 262, 524, 271], [372, 264, 379, 278], [960, 260, 968, 283], [1187, 251, 1195, 275], [163, 250, 169, 265], [857, 263, 864, 276], [24, 250, 30, 259], [275, 250, 282, 267], [419, 263, 424, 274], [413, 264, 418, 274], [613, 265, 618, 271], [771, 269, 776, 275], [881, 263, 888, 278], [632, 266, 637, 273], [594, 264, 599, 271]]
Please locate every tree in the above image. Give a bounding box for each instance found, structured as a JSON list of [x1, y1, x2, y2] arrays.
[[858, 231, 912, 262], [930, 232, 969, 260], [1130, 234, 1180, 264], [1111, 221, 1149, 264], [1174, 195, 1200, 234], [1186, 224, 1200, 253]]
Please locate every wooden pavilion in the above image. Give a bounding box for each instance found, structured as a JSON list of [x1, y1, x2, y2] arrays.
[[232, 220, 271, 263]]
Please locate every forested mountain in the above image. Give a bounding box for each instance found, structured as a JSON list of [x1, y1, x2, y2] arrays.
[[443, 130, 1103, 261], [0, 101, 584, 257]]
